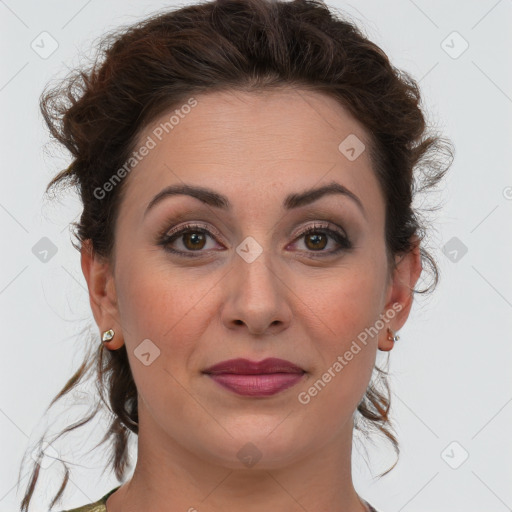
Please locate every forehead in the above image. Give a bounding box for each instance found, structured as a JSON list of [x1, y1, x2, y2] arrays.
[[118, 88, 384, 224]]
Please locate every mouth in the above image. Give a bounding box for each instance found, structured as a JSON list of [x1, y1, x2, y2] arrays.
[[202, 357, 306, 397]]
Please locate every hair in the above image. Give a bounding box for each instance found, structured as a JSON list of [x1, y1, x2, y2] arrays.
[[18, 0, 454, 509]]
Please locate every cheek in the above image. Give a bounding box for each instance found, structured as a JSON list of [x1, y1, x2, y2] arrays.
[[299, 263, 385, 409], [116, 247, 196, 334], [115, 254, 220, 371], [312, 263, 387, 341], [114, 264, 203, 415]]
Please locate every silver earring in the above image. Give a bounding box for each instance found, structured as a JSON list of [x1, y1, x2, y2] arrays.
[[102, 329, 115, 342], [387, 328, 399, 342]]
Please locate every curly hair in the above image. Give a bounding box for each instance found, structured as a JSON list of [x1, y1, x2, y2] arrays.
[[18, 0, 454, 509]]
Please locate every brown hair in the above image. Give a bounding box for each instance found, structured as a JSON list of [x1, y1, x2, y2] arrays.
[[18, 0, 453, 509]]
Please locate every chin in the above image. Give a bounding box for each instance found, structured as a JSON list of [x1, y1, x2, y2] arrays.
[[197, 422, 311, 470]]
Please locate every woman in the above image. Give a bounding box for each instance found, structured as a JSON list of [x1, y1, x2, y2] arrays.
[[18, 0, 453, 510]]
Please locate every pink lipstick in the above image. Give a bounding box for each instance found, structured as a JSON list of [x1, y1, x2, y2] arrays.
[[203, 357, 305, 397]]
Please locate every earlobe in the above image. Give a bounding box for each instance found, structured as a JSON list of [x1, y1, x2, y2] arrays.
[[80, 240, 122, 347], [378, 236, 423, 351], [379, 327, 400, 352]]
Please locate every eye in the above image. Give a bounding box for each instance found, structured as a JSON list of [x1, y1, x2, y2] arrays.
[[158, 221, 352, 258], [159, 223, 222, 257], [290, 222, 352, 256]]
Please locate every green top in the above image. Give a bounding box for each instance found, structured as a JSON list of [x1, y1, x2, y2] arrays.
[[61, 486, 379, 512], [60, 486, 121, 512]]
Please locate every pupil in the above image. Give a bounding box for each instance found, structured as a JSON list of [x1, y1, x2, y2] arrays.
[[186, 232, 204, 249], [308, 233, 326, 250]]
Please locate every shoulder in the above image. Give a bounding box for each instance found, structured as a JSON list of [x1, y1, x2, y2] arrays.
[[60, 505, 105, 512], [59, 486, 120, 512], [59, 502, 105, 512]]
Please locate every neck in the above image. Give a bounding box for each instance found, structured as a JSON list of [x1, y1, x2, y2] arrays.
[[107, 407, 368, 512]]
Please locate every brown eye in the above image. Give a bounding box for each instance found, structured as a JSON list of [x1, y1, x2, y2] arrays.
[[292, 223, 352, 256], [159, 221, 352, 259], [304, 232, 328, 250], [159, 223, 222, 257], [182, 231, 207, 250]]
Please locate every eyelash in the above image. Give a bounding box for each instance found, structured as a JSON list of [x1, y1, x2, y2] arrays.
[[158, 221, 353, 258]]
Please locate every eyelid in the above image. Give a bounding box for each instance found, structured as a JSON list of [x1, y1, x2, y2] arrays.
[[164, 221, 224, 242], [291, 220, 347, 240], [159, 219, 352, 259], [162, 219, 347, 245]]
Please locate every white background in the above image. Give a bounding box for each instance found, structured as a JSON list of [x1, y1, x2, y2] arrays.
[[1, 0, 511, 511]]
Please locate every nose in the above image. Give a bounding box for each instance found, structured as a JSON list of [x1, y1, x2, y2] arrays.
[[220, 247, 292, 337]]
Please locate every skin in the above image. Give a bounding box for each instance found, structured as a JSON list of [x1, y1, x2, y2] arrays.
[[81, 87, 422, 512]]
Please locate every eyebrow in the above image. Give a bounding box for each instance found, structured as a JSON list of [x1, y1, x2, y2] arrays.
[[144, 180, 366, 218]]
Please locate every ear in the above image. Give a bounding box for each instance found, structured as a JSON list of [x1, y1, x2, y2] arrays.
[[378, 235, 423, 352], [80, 239, 124, 349]]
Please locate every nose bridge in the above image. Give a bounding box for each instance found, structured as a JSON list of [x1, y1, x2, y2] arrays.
[[234, 232, 279, 298], [229, 197, 293, 291], [221, 231, 292, 334]]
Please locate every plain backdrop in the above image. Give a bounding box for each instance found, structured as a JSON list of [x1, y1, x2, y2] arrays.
[[1, 0, 511, 511]]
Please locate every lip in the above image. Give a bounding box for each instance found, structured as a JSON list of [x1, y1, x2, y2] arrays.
[[203, 357, 305, 374], [203, 358, 306, 397]]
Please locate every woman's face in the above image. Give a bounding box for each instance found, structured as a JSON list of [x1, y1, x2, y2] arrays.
[[93, 88, 416, 468]]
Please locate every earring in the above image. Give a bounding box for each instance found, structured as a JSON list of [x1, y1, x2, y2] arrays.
[[387, 328, 400, 343], [102, 329, 115, 342]]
